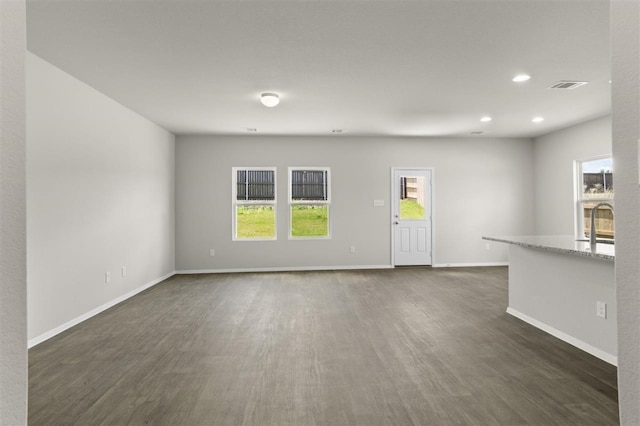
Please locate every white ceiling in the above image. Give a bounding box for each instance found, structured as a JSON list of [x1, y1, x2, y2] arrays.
[[26, 0, 611, 138]]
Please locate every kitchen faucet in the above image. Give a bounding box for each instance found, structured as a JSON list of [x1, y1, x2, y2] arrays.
[[590, 202, 614, 247]]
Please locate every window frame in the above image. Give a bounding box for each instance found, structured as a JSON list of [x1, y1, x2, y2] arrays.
[[574, 155, 614, 240], [232, 167, 277, 241], [288, 167, 331, 240]]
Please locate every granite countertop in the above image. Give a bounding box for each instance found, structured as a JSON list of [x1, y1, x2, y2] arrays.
[[482, 235, 615, 261]]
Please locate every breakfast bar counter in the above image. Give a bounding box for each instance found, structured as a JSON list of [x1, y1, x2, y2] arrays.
[[483, 235, 617, 365], [482, 235, 614, 261]]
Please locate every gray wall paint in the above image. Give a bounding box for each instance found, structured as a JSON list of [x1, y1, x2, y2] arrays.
[[26, 53, 176, 341], [508, 245, 616, 362], [176, 135, 535, 271], [0, 1, 27, 424], [533, 116, 612, 235], [611, 2, 640, 423]]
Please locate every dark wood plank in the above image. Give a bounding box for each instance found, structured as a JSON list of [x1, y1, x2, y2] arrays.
[[28, 267, 619, 425]]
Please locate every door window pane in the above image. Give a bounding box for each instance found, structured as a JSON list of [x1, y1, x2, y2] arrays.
[[399, 176, 426, 219]]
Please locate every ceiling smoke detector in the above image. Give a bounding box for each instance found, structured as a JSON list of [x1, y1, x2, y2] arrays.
[[548, 81, 588, 90]]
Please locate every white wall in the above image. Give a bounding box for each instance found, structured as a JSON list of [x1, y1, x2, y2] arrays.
[[27, 53, 176, 343], [611, 1, 640, 423], [176, 135, 534, 271], [0, 1, 27, 424], [533, 115, 612, 235]]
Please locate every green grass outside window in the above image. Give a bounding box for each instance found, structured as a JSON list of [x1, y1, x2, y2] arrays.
[[236, 205, 330, 238], [400, 199, 425, 219], [236, 205, 275, 238], [290, 205, 329, 237]]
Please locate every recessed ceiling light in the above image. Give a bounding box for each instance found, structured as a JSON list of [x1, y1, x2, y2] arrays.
[[532, 117, 544, 123], [260, 93, 280, 107], [513, 74, 531, 83], [480, 116, 492, 123]]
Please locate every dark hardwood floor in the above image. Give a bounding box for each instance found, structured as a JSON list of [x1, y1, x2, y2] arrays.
[[28, 267, 619, 425]]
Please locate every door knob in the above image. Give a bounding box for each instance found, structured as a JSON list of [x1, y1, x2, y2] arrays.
[[394, 221, 399, 225]]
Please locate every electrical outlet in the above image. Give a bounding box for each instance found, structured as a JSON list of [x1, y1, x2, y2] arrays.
[[105, 272, 111, 283], [350, 246, 356, 253], [209, 249, 215, 257], [596, 301, 607, 319]]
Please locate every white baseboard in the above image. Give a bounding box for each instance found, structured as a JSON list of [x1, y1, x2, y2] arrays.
[[432, 262, 509, 268], [28, 271, 176, 348], [176, 265, 394, 274], [506, 307, 617, 366], [177, 263, 508, 274]]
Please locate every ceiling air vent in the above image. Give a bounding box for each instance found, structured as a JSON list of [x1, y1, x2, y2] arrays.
[[548, 81, 588, 90]]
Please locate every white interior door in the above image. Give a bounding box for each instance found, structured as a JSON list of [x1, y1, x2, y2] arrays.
[[392, 168, 432, 266]]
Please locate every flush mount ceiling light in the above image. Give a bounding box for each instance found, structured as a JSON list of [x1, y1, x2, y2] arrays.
[[532, 116, 545, 123], [512, 74, 531, 83], [260, 93, 280, 107], [480, 116, 492, 123]]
